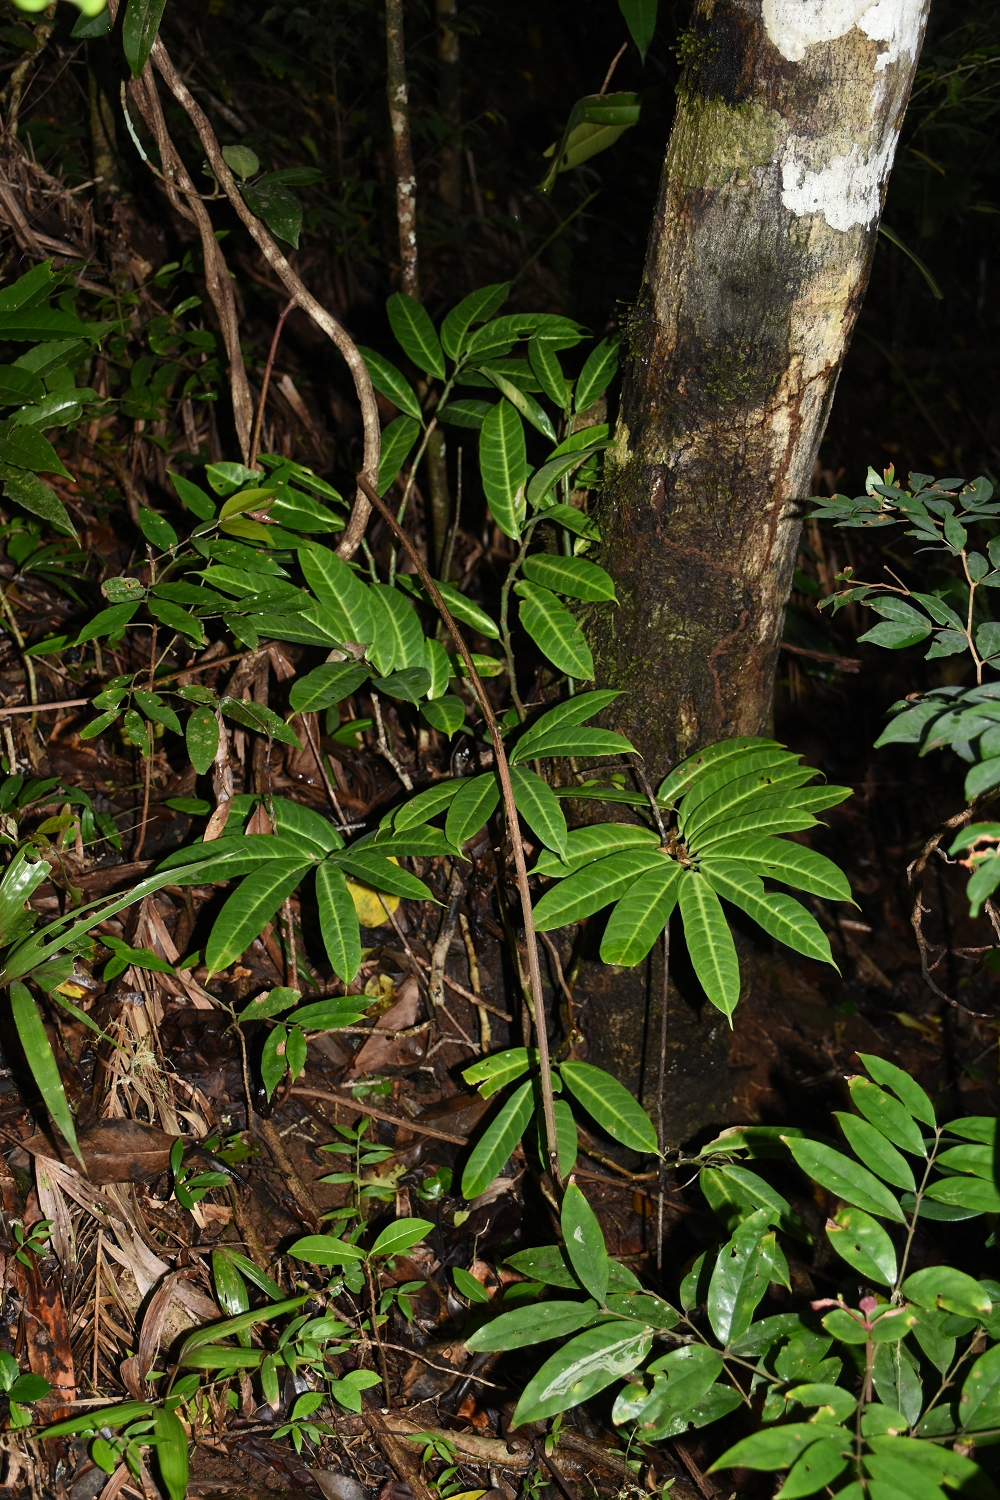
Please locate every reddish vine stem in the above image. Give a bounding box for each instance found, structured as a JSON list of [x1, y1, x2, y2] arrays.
[[354, 472, 561, 1187], [249, 299, 296, 469]]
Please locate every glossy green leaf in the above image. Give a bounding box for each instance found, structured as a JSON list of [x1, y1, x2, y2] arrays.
[[76, 602, 139, 646], [834, 1113, 916, 1191], [334, 850, 432, 900], [205, 860, 309, 973], [533, 823, 658, 877], [560, 1060, 659, 1154], [371, 1217, 434, 1257], [707, 1209, 777, 1342], [510, 765, 567, 857], [600, 861, 681, 966], [522, 553, 616, 602], [561, 1182, 608, 1302], [849, 1077, 927, 1155], [700, 858, 834, 966], [910, 1307, 958, 1374], [461, 1080, 535, 1199], [299, 546, 374, 645], [394, 780, 463, 832], [11, 980, 81, 1164], [463, 1046, 534, 1097], [166, 471, 217, 520], [289, 661, 369, 714], [422, 695, 465, 736], [935, 1142, 995, 1176], [453, 1266, 491, 1303], [857, 1053, 936, 1128], [526, 443, 607, 508], [123, 0, 167, 77], [533, 848, 668, 931], [826, 1206, 897, 1286], [2, 469, 77, 538], [377, 414, 420, 496], [699, 834, 853, 903], [504, 1243, 582, 1288], [865, 1434, 988, 1497], [961, 1343, 1000, 1430], [514, 580, 594, 678], [440, 283, 510, 359], [575, 335, 620, 411], [683, 764, 817, 844], [657, 737, 784, 808], [711, 1423, 836, 1473], [445, 771, 500, 849], [678, 869, 741, 1018], [480, 398, 527, 538], [286, 1236, 366, 1266], [260, 1024, 287, 1101], [618, 0, 657, 60], [784, 1137, 905, 1222], [42, 1401, 156, 1439], [514, 689, 621, 759], [316, 861, 361, 982], [777, 1433, 850, 1499], [512, 1321, 652, 1425], [528, 336, 569, 409], [482, 367, 557, 441], [387, 293, 446, 378], [466, 1298, 599, 1351], [358, 346, 423, 421], [902, 1266, 991, 1319]]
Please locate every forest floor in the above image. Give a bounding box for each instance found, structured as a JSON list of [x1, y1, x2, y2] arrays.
[[1, 538, 996, 1500]]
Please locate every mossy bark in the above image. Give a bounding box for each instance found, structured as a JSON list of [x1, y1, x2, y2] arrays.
[[593, 0, 931, 781]]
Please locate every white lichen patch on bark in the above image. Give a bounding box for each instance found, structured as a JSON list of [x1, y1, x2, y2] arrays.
[[762, 0, 922, 65]]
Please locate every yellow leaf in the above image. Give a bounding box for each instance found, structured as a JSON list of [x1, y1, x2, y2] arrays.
[[348, 857, 400, 927]]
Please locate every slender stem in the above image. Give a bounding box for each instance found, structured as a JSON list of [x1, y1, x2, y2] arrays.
[[371, 692, 413, 791], [249, 299, 295, 468], [0, 581, 38, 739], [386, 0, 419, 297], [892, 1127, 943, 1297], [599, 42, 628, 95], [389, 416, 438, 585], [364, 1256, 392, 1409], [355, 472, 561, 1185], [656, 923, 669, 1275], [499, 521, 538, 722]]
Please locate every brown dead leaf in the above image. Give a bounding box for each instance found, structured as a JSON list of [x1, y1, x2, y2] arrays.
[[347, 976, 423, 1077], [23, 1118, 177, 1183]]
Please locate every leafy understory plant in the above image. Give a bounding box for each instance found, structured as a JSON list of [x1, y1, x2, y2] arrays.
[[459, 1052, 1000, 1500], [811, 466, 1000, 919]]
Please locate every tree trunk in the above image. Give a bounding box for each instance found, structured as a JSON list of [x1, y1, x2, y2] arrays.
[[592, 0, 931, 783], [577, 0, 931, 1145]]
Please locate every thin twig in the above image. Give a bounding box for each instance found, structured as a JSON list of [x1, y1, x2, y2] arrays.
[[354, 472, 561, 1184], [290, 1087, 466, 1144], [249, 298, 296, 468]]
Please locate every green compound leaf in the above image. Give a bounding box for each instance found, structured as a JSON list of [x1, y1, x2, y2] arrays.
[[696, 834, 853, 903], [559, 1060, 659, 1154], [461, 1079, 535, 1199], [316, 861, 362, 983], [387, 292, 446, 379], [205, 860, 311, 974], [783, 1136, 905, 1222], [678, 869, 741, 1018], [600, 861, 681, 967], [560, 1181, 609, 1303], [480, 398, 527, 538], [11, 980, 82, 1165], [826, 1206, 898, 1286], [533, 823, 659, 878]]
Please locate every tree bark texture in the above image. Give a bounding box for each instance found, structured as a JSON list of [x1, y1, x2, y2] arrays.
[[386, 0, 419, 298], [592, 0, 931, 782]]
